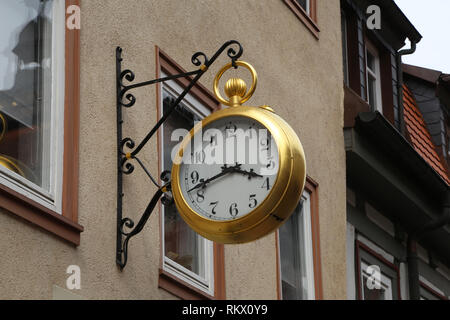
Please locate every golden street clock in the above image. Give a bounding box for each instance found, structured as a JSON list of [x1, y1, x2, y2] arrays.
[[171, 61, 306, 244]]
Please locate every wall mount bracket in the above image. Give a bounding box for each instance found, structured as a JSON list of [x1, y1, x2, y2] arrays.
[[116, 40, 244, 269]]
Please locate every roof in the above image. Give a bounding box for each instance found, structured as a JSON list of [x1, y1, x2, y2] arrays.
[[403, 84, 450, 185], [403, 64, 442, 84], [377, 0, 422, 43]]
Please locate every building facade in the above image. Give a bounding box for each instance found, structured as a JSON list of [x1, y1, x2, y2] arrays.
[[341, 0, 450, 300], [0, 0, 346, 299]]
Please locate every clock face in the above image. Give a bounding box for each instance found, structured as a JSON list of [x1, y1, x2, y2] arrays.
[[178, 116, 279, 221]]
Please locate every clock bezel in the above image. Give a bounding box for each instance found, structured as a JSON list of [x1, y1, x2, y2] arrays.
[[171, 106, 306, 243]]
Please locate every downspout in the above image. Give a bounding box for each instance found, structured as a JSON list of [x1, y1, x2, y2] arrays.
[[407, 192, 450, 300], [397, 40, 417, 136]]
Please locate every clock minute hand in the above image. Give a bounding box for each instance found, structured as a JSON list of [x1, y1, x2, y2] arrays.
[[187, 164, 239, 192]]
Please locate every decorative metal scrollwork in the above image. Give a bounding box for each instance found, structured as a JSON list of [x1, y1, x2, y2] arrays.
[[116, 40, 244, 269], [191, 52, 209, 67]]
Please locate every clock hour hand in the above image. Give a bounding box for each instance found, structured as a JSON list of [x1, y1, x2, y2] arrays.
[[187, 164, 240, 192]]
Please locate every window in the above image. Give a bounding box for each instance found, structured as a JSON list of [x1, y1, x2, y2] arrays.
[[283, 0, 319, 39], [0, 0, 82, 245], [356, 241, 400, 300], [0, 0, 64, 207], [157, 48, 225, 299], [365, 40, 382, 113], [277, 177, 322, 300]]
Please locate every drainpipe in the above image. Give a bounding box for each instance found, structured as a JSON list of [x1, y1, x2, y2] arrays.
[[397, 40, 417, 136], [407, 192, 450, 300]]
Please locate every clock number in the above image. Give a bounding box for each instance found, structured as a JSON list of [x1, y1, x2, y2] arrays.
[[196, 190, 205, 203], [262, 177, 270, 191], [191, 171, 199, 184], [249, 194, 257, 209], [229, 203, 238, 217], [193, 151, 206, 164], [209, 201, 219, 215]]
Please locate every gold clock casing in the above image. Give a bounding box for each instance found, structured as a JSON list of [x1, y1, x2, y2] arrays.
[[171, 105, 306, 244]]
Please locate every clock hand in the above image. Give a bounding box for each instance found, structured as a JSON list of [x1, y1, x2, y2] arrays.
[[234, 168, 263, 180], [187, 164, 241, 192]]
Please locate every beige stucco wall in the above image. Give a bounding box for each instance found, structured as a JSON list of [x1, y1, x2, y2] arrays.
[[0, 0, 346, 299]]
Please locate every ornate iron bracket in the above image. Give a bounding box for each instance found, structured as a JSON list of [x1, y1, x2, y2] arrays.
[[116, 40, 244, 269]]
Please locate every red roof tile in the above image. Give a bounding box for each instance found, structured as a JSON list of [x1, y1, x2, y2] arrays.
[[403, 84, 450, 185]]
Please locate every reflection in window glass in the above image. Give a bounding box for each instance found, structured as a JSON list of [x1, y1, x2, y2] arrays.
[[0, 0, 54, 190], [162, 90, 205, 278]]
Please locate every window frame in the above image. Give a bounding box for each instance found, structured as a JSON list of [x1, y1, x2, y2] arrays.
[[160, 75, 215, 295], [283, 0, 319, 39], [0, 0, 82, 245], [419, 277, 448, 300], [155, 47, 225, 300], [275, 176, 323, 300], [0, 0, 65, 213]]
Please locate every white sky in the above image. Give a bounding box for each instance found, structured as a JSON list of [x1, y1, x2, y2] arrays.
[[395, 0, 450, 74]]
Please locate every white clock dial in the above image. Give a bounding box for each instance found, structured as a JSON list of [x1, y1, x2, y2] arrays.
[[178, 116, 279, 221]]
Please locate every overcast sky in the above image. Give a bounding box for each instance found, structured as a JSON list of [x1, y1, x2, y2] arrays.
[[395, 0, 450, 74]]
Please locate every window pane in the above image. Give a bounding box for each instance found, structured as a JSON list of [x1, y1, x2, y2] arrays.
[[0, 0, 53, 190], [367, 75, 377, 111], [279, 198, 309, 300], [366, 51, 375, 72], [162, 90, 205, 278]]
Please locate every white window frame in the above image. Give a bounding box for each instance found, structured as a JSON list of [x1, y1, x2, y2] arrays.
[[278, 190, 315, 300], [159, 73, 215, 296], [0, 0, 65, 214], [365, 40, 383, 113]]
